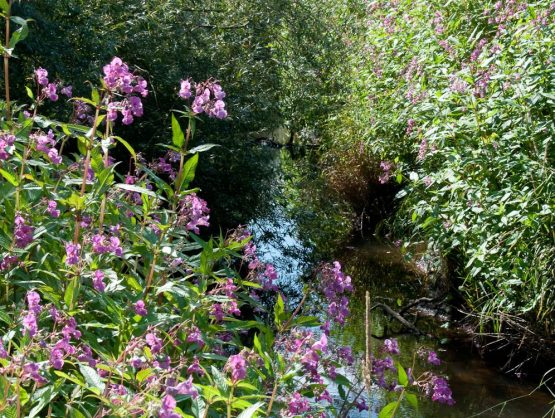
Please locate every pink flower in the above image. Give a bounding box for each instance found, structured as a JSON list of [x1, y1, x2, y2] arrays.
[[93, 270, 106, 292], [225, 353, 247, 383], [134, 300, 147, 316]]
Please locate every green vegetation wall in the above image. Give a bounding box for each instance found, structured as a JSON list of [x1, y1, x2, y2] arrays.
[[326, 0, 555, 335]]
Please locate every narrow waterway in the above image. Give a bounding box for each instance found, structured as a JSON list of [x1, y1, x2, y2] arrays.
[[202, 141, 554, 417]]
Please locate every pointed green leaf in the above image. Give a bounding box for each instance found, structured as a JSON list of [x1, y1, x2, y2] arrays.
[[172, 113, 185, 148]]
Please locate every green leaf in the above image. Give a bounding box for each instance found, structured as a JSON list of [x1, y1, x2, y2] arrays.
[[112, 135, 136, 158], [172, 113, 185, 148], [0, 0, 10, 13], [191, 396, 207, 418], [210, 366, 229, 396], [178, 153, 199, 190], [405, 393, 418, 410], [236, 402, 264, 418], [25, 86, 34, 100], [136, 368, 153, 383], [397, 363, 408, 386], [378, 401, 399, 418], [0, 168, 18, 186], [114, 183, 160, 199], [274, 293, 285, 327], [64, 279, 76, 309], [188, 143, 220, 154], [79, 364, 105, 393], [8, 17, 29, 49]]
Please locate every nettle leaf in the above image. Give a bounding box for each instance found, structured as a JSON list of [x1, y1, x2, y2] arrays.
[[210, 366, 229, 395], [79, 364, 105, 393]]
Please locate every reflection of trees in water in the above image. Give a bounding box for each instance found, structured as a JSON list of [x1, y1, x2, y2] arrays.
[[196, 138, 283, 231]]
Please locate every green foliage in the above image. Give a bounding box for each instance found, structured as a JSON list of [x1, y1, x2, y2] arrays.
[[327, 0, 555, 335]]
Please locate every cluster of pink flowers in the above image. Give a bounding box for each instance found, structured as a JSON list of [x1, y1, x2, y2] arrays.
[[177, 193, 210, 234], [91, 233, 123, 257], [65, 242, 81, 266], [46, 200, 60, 217], [14, 213, 34, 248], [0, 132, 15, 160], [179, 78, 227, 119], [225, 353, 247, 382], [34, 67, 72, 102], [373, 338, 456, 406], [31, 130, 62, 164], [230, 227, 279, 291], [103, 57, 148, 125], [319, 261, 353, 325], [378, 160, 394, 184], [210, 278, 242, 322]]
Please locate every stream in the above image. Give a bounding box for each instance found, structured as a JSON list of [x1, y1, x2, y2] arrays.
[[203, 141, 554, 417]]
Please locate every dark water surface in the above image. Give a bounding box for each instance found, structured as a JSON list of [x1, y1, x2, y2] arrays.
[[204, 143, 554, 417]]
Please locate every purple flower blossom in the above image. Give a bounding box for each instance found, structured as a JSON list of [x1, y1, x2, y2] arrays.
[[356, 399, 369, 412], [168, 376, 198, 399], [179, 78, 192, 99], [134, 300, 148, 316], [35, 68, 49, 86], [288, 392, 310, 415], [46, 200, 60, 217], [62, 317, 81, 340], [61, 85, 73, 97], [77, 345, 97, 367], [187, 79, 228, 119], [186, 326, 204, 347], [338, 346, 354, 365], [93, 270, 106, 292], [225, 353, 247, 383], [0, 133, 15, 160], [22, 362, 47, 384], [417, 138, 428, 161], [14, 214, 34, 248], [319, 261, 353, 326], [379, 161, 394, 184], [50, 348, 65, 369], [43, 83, 58, 101], [187, 356, 204, 376], [384, 338, 400, 355], [430, 376, 455, 405], [178, 193, 210, 234], [146, 332, 163, 354], [102, 57, 147, 124], [22, 312, 38, 337], [0, 341, 7, 359], [159, 394, 180, 418], [0, 254, 18, 271], [428, 350, 441, 366], [27, 291, 42, 315], [65, 242, 81, 266]]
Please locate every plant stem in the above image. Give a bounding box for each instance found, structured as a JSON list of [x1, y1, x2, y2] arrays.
[[73, 105, 100, 244], [226, 385, 235, 418], [266, 378, 279, 416], [281, 291, 307, 332], [3, 0, 12, 120]]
